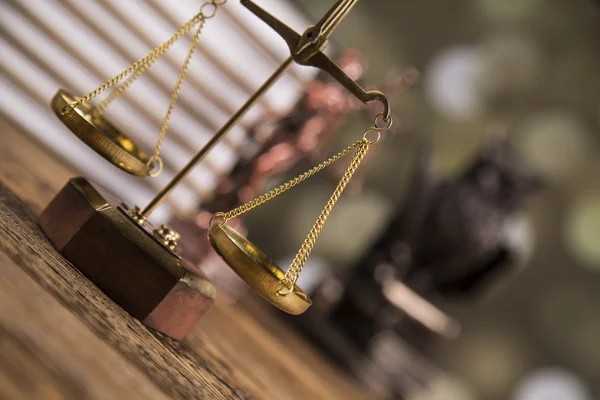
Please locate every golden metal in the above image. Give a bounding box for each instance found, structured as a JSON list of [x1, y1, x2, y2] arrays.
[[208, 114, 392, 313], [141, 0, 378, 217], [128, 206, 148, 225], [148, 17, 207, 168], [145, 0, 271, 112], [240, 0, 391, 120], [153, 225, 182, 252], [220, 4, 307, 86], [216, 139, 368, 222], [53, 1, 226, 176], [118, 204, 183, 256], [48, 0, 395, 316], [277, 140, 372, 295], [139, 57, 295, 218], [208, 221, 311, 315], [128, 0, 395, 313], [51, 89, 152, 176]]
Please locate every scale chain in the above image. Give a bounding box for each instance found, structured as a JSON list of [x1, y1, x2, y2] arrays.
[[61, 12, 204, 113], [220, 139, 366, 222], [280, 139, 370, 293], [93, 17, 205, 116], [149, 18, 208, 174]]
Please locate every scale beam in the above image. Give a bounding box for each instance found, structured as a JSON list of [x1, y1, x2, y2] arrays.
[[241, 0, 389, 120]]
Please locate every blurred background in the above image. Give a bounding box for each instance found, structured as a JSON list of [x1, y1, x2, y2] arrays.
[[1, 0, 599, 399]]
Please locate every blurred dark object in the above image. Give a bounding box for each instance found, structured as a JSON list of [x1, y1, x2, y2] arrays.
[[287, 130, 541, 399], [374, 128, 541, 299], [172, 51, 418, 301]]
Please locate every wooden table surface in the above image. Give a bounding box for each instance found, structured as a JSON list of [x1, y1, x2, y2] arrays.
[[0, 119, 370, 400]]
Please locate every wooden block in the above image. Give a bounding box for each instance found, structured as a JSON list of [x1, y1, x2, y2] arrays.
[[38, 177, 216, 340]]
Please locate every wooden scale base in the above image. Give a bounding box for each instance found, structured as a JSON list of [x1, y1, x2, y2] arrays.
[[38, 177, 216, 340]]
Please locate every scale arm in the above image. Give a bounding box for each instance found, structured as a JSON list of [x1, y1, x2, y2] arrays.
[[306, 51, 391, 121], [311, 0, 359, 39], [241, 0, 301, 53], [240, 0, 390, 120]]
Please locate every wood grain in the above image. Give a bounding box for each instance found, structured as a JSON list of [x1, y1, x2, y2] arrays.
[[0, 119, 76, 213], [0, 252, 170, 400], [193, 301, 368, 400]]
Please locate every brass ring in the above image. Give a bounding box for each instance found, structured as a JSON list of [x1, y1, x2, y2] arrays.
[[147, 156, 164, 178], [276, 278, 295, 297], [51, 89, 152, 176], [362, 129, 381, 144], [208, 221, 312, 315], [374, 112, 393, 131], [200, 2, 218, 18], [209, 212, 226, 227]]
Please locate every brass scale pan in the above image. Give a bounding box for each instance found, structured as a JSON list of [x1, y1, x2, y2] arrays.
[[52, 88, 312, 314], [208, 222, 312, 315], [51, 89, 152, 177]]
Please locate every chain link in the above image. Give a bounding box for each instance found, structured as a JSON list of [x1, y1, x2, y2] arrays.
[[200, 2, 219, 18]]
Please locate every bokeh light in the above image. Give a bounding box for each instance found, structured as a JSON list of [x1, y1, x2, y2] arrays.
[[480, 32, 542, 102], [287, 187, 391, 264], [503, 212, 536, 267], [516, 111, 593, 182], [411, 374, 477, 400], [452, 330, 530, 398], [513, 368, 591, 400], [565, 192, 600, 269], [477, 0, 544, 23], [424, 46, 483, 120]]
